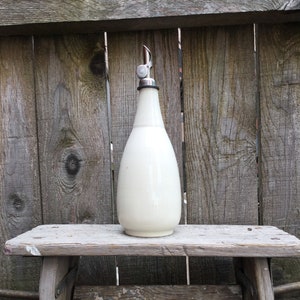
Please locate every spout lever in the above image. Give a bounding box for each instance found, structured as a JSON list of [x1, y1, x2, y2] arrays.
[[143, 45, 152, 71], [137, 45, 152, 79]]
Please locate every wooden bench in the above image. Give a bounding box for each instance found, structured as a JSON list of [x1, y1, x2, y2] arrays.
[[4, 224, 300, 300]]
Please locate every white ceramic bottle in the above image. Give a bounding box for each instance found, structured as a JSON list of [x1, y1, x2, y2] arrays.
[[117, 46, 181, 237]]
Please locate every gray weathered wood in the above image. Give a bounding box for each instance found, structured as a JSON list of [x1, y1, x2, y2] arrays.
[[0, 1, 300, 35], [34, 34, 111, 224], [182, 25, 258, 284], [0, 289, 39, 299], [258, 22, 300, 287], [182, 25, 257, 225], [241, 258, 274, 300], [5, 224, 300, 257], [73, 284, 242, 300], [274, 281, 300, 295], [34, 34, 115, 285], [0, 36, 42, 293], [39, 257, 77, 300], [259, 22, 300, 242], [108, 30, 185, 285]]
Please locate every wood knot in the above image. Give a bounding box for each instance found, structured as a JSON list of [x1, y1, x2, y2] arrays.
[[65, 154, 81, 176], [9, 193, 25, 212], [79, 211, 94, 224], [89, 52, 105, 76]]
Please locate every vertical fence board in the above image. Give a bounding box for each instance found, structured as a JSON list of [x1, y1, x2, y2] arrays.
[[259, 22, 300, 288], [182, 25, 257, 284], [108, 30, 186, 285], [34, 34, 115, 284], [0, 37, 41, 292]]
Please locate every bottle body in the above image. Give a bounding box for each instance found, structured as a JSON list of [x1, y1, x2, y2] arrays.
[[117, 88, 181, 237]]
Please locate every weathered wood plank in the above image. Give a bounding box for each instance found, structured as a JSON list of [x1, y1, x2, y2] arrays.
[[5, 224, 300, 257], [182, 25, 258, 284], [259, 22, 300, 244], [34, 34, 111, 225], [0, 1, 300, 35], [258, 22, 300, 292], [182, 25, 257, 224], [0, 37, 41, 293], [108, 29, 185, 285], [33, 34, 115, 285], [74, 285, 242, 300]]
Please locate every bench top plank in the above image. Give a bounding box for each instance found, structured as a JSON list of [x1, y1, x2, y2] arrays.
[[4, 224, 300, 258]]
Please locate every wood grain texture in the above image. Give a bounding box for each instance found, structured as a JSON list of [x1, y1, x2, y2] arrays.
[[241, 258, 274, 300], [182, 25, 257, 225], [0, 37, 41, 292], [259, 22, 300, 239], [34, 34, 115, 284], [34, 34, 111, 224], [0, 0, 300, 35], [74, 285, 242, 300], [258, 22, 300, 292], [108, 29, 185, 285], [5, 224, 300, 257]]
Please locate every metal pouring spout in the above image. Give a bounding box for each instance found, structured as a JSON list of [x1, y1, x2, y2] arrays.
[[136, 45, 158, 90]]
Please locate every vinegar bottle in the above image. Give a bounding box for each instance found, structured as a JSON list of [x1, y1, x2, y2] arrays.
[[117, 46, 181, 237]]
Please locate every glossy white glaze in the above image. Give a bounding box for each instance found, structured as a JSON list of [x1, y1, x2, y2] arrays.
[[117, 87, 181, 237]]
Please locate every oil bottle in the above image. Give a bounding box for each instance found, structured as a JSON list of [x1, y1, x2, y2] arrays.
[[117, 46, 181, 237]]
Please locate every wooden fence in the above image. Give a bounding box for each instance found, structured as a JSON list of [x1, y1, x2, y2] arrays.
[[0, 1, 300, 298]]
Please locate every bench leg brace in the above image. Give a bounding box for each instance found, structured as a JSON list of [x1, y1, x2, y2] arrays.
[[39, 256, 78, 300]]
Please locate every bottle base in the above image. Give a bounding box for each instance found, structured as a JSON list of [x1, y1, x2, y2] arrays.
[[124, 229, 174, 238]]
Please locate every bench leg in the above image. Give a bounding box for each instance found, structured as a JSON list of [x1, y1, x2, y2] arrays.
[[236, 258, 274, 300], [39, 256, 78, 300]]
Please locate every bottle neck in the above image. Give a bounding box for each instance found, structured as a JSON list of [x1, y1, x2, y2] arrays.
[[133, 87, 164, 127]]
